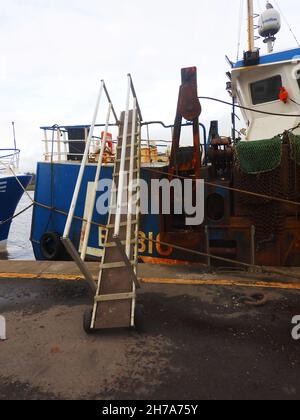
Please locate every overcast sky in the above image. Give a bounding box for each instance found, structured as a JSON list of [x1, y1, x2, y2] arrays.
[[0, 0, 299, 171]]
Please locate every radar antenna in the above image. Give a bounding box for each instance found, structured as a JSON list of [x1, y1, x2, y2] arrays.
[[258, 1, 281, 53]]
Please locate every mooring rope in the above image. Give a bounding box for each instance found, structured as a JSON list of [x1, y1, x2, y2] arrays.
[[2, 133, 300, 282], [199, 96, 300, 118], [143, 167, 300, 208], [0, 204, 34, 226]]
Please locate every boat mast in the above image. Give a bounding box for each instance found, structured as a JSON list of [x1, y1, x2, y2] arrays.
[[12, 122, 17, 150], [247, 0, 255, 51]]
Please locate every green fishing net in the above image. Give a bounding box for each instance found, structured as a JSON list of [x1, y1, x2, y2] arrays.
[[235, 137, 282, 174], [289, 133, 300, 165]]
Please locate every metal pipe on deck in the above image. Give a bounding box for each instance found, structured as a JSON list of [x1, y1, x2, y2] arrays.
[[80, 103, 112, 261], [63, 81, 104, 239]]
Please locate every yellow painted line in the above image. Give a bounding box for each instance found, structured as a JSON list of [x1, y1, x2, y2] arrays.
[[141, 277, 300, 291], [0, 272, 88, 281], [1, 272, 300, 292]]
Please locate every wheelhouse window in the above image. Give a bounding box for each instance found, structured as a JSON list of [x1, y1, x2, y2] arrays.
[[296, 70, 300, 90], [250, 75, 282, 105]]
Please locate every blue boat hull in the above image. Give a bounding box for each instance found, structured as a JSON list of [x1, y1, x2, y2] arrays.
[[30, 162, 254, 265], [31, 161, 171, 262], [0, 175, 32, 252]]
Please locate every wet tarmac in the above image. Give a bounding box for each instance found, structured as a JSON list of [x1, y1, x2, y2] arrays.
[[1, 278, 300, 400]]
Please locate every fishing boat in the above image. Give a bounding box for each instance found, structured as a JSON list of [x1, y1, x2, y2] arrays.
[[30, 1, 300, 268], [0, 124, 32, 252]]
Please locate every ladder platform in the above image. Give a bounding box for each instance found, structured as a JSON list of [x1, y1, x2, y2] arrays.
[[60, 79, 141, 333], [90, 107, 141, 332], [105, 239, 136, 248], [94, 292, 135, 303], [101, 261, 137, 270]]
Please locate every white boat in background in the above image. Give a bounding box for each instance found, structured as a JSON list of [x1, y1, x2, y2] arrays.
[[0, 124, 31, 252]]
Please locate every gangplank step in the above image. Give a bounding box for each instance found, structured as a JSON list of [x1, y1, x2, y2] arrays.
[[94, 292, 135, 303], [100, 261, 137, 269], [105, 239, 136, 248]]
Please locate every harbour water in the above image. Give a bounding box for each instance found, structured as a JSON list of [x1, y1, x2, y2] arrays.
[[0, 191, 34, 261]]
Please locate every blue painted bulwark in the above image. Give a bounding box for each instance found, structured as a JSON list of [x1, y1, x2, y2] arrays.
[[31, 162, 112, 260], [31, 162, 164, 261], [0, 175, 32, 248], [234, 47, 300, 69]]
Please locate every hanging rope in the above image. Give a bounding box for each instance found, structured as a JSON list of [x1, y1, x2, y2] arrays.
[[2, 160, 300, 282], [291, 98, 300, 107], [138, 232, 300, 282], [199, 96, 300, 117], [143, 166, 300, 208], [0, 204, 34, 226], [3, 126, 300, 282]]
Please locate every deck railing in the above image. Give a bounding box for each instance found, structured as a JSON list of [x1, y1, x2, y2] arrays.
[[41, 125, 171, 165], [41, 125, 119, 163], [0, 149, 20, 175], [41, 120, 207, 165]]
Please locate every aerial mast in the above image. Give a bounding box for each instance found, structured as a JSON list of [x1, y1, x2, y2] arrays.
[[247, 0, 255, 52], [11, 122, 17, 150], [258, 2, 281, 54]]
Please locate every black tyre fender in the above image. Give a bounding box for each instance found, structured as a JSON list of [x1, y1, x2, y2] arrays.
[[83, 308, 94, 335], [40, 232, 65, 261]]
